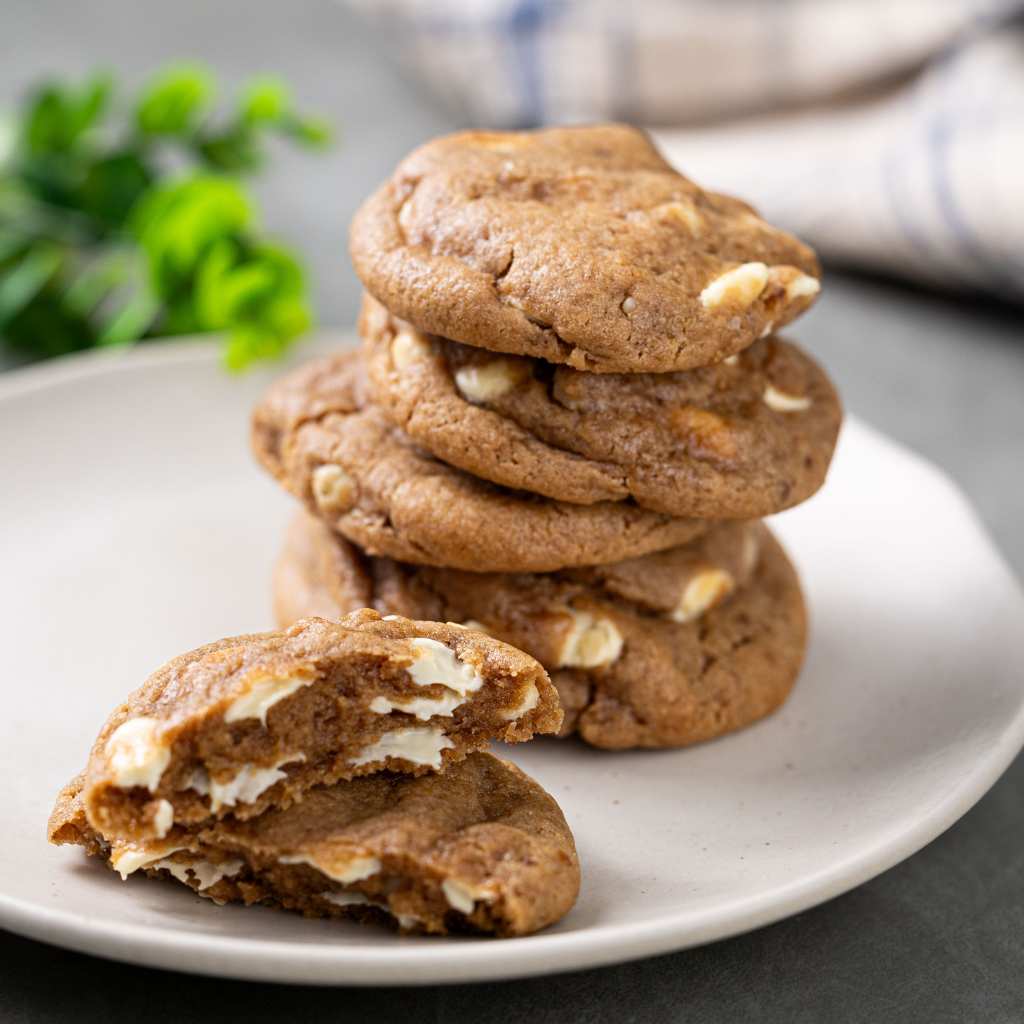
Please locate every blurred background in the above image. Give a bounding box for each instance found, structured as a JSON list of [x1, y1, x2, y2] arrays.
[[2, 0, 1022, 569]]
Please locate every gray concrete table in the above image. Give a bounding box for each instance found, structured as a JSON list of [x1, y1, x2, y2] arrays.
[[4, 0, 1023, 1019]]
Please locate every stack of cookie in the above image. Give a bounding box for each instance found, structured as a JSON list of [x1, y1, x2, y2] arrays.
[[257, 124, 842, 751]]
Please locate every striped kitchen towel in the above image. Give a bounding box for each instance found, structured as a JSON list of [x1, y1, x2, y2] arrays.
[[346, 0, 1024, 300]]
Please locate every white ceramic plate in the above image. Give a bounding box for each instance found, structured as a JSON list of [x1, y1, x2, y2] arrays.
[[2, 338, 1023, 986]]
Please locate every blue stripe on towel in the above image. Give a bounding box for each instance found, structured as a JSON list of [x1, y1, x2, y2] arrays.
[[507, 0, 565, 126]]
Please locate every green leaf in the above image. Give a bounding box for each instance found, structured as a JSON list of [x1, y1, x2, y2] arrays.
[[4, 62, 328, 367], [133, 175, 252, 290], [1, 279, 98, 357], [0, 242, 62, 326], [24, 89, 64, 153], [76, 74, 114, 138], [223, 319, 297, 370], [22, 73, 112, 155], [262, 292, 312, 337], [241, 77, 290, 124], [281, 114, 333, 148], [78, 151, 153, 228], [136, 65, 214, 136], [210, 240, 311, 370], [97, 285, 158, 345], [194, 237, 310, 339], [0, 112, 18, 169], [248, 241, 305, 295], [193, 237, 238, 326], [0, 229, 31, 263], [195, 129, 263, 174], [160, 296, 200, 336], [61, 248, 132, 319]]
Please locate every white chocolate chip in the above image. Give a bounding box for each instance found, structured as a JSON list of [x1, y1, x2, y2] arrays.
[[672, 569, 735, 623], [280, 852, 381, 884], [556, 609, 624, 669], [362, 298, 390, 336], [454, 359, 523, 403], [319, 889, 372, 908], [151, 858, 193, 886], [763, 384, 812, 412], [106, 717, 171, 793], [110, 841, 186, 880], [188, 754, 304, 812], [390, 329, 431, 369], [621, 296, 637, 313], [153, 857, 244, 891], [742, 529, 761, 574], [654, 199, 704, 233], [442, 878, 494, 915], [311, 464, 357, 515], [351, 726, 454, 769], [700, 262, 768, 310], [152, 799, 174, 839], [369, 692, 467, 720], [766, 265, 821, 305], [407, 637, 484, 696], [224, 670, 316, 725], [460, 619, 489, 634], [397, 197, 416, 234], [722, 354, 739, 366], [783, 273, 820, 301], [500, 681, 539, 721]]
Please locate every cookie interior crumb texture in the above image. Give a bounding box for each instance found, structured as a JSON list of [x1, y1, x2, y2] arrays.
[[73, 610, 561, 843], [49, 752, 581, 938]]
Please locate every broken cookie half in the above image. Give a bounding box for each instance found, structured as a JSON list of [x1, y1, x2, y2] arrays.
[[49, 751, 580, 937], [67, 609, 561, 844]]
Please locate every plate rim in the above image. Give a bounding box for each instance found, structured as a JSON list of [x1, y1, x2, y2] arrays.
[[3, 340, 1023, 985]]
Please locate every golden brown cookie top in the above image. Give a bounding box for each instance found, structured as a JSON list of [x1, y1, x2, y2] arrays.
[[252, 350, 709, 572], [361, 294, 842, 518], [350, 124, 820, 374], [66, 610, 560, 845]]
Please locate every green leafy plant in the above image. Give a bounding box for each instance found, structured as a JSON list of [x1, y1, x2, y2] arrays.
[[0, 65, 331, 368]]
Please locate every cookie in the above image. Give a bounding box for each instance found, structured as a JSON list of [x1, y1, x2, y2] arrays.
[[48, 751, 580, 937], [274, 514, 806, 749], [362, 294, 842, 517], [67, 610, 560, 845], [350, 124, 820, 374], [252, 351, 709, 572]]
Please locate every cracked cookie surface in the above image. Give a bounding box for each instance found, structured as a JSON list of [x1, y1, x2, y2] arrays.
[[274, 514, 806, 749], [252, 350, 709, 572], [350, 124, 820, 373], [49, 751, 580, 938], [362, 294, 842, 517]]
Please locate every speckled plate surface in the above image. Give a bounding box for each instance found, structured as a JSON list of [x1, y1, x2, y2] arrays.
[[2, 338, 1022, 985]]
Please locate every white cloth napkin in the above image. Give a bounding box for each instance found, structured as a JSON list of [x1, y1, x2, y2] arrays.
[[348, 0, 1024, 299]]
